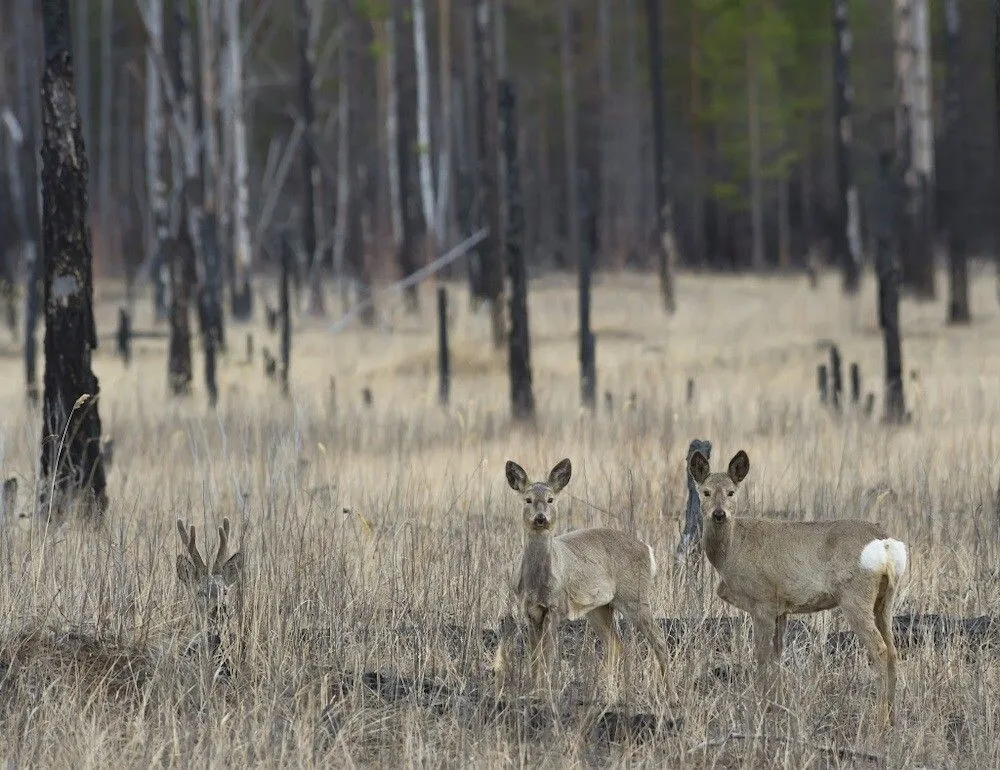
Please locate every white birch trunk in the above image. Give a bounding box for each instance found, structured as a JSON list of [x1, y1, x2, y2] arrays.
[[225, 0, 252, 283], [332, 31, 350, 289], [435, 0, 453, 247], [98, 0, 113, 220], [412, 0, 436, 239]]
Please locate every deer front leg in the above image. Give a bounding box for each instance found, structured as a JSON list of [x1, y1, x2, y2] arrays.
[[491, 612, 517, 678], [751, 612, 779, 690], [526, 604, 550, 692]]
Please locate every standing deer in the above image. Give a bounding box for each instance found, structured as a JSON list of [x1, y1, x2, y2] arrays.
[[175, 518, 245, 679], [689, 449, 907, 726], [492, 458, 670, 691]]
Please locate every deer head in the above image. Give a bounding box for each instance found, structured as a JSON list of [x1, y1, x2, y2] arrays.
[[176, 518, 245, 623], [689, 449, 749, 524], [505, 458, 572, 532]]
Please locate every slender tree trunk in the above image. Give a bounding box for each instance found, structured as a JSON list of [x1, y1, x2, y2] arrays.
[[75, 0, 91, 170], [39, 0, 108, 518], [747, 8, 765, 271], [473, 0, 505, 346], [597, 0, 613, 267], [385, 17, 402, 247], [995, 0, 1000, 307], [226, 0, 253, 320], [167, 227, 194, 396], [144, 0, 169, 322], [412, 0, 436, 243], [436, 0, 453, 249], [645, 0, 675, 312], [296, 0, 324, 315], [501, 79, 534, 422], [833, 0, 862, 293], [875, 151, 906, 424], [561, 0, 594, 409], [394, 3, 422, 311], [690, 3, 706, 268], [98, 0, 113, 228], [332, 17, 349, 295], [944, 0, 969, 324]]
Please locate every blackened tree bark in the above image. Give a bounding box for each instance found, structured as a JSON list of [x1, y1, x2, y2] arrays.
[[500, 79, 534, 422], [832, 0, 861, 294], [645, 0, 676, 313], [473, 0, 505, 347], [39, 0, 107, 517], [875, 150, 906, 424], [280, 232, 292, 397], [944, 0, 969, 324], [394, 2, 422, 312], [296, 0, 324, 316], [167, 225, 194, 395]]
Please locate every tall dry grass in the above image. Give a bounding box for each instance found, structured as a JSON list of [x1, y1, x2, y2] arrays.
[[0, 266, 998, 766]]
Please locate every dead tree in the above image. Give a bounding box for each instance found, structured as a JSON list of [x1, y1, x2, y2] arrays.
[[296, 0, 324, 315], [144, 0, 169, 321], [39, 0, 108, 517], [944, 0, 969, 324], [167, 227, 194, 396], [473, 0, 505, 346], [224, 0, 252, 320], [500, 79, 534, 422], [832, 0, 862, 294], [645, 0, 676, 313], [437, 286, 449, 406], [280, 233, 292, 397], [875, 150, 907, 424], [394, 2, 422, 312]]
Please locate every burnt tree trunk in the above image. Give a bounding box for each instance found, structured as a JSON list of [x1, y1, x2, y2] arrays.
[[500, 79, 534, 422], [944, 0, 969, 324], [473, 0, 505, 347], [167, 229, 194, 395], [437, 285, 449, 406], [875, 150, 907, 424], [394, 3, 422, 312], [280, 232, 292, 397], [39, 0, 108, 517], [296, 0, 324, 315], [645, 0, 676, 313], [832, 0, 861, 294]]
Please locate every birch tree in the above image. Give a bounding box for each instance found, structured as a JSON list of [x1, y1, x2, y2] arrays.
[[296, 0, 324, 315], [224, 0, 252, 319], [144, 0, 169, 321], [412, 0, 436, 244]]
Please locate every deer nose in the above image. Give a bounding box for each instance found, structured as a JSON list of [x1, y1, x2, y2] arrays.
[[532, 514, 547, 528], [712, 509, 726, 522]]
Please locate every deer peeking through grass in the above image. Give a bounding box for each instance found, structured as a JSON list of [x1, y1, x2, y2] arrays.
[[492, 459, 670, 693], [689, 449, 908, 727], [175, 518, 245, 680]]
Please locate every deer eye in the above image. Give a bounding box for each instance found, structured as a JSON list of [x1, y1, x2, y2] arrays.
[[525, 497, 532, 504], [547, 497, 553, 504], [703, 490, 711, 497], [727, 491, 735, 497]]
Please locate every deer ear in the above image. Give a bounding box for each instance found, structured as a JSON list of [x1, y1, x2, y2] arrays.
[[176, 554, 200, 586], [547, 458, 572, 494], [218, 552, 245, 586], [728, 450, 750, 484], [689, 451, 711, 484], [505, 461, 529, 493]]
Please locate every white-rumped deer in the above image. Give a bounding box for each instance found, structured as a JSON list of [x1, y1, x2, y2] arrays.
[[689, 449, 908, 726], [175, 518, 245, 679], [492, 458, 669, 691]]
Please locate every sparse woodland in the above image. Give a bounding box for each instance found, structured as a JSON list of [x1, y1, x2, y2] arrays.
[[0, 0, 999, 766]]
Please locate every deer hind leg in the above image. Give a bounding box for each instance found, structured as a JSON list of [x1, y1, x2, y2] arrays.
[[587, 605, 622, 673], [873, 575, 898, 726], [491, 612, 516, 677], [842, 592, 892, 728]]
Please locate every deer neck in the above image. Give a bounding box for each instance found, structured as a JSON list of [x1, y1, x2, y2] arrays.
[[519, 529, 555, 604], [703, 517, 735, 571]]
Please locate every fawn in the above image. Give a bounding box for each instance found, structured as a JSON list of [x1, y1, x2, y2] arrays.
[[492, 458, 669, 691], [175, 517, 245, 679], [689, 449, 908, 726]]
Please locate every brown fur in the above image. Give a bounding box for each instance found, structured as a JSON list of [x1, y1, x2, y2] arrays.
[[690, 449, 906, 727], [493, 459, 669, 691]]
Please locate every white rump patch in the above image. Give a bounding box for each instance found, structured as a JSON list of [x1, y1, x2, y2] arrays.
[[646, 542, 657, 578], [859, 538, 908, 576]]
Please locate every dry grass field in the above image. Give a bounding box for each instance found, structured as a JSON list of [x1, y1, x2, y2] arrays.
[[1, 265, 999, 767]]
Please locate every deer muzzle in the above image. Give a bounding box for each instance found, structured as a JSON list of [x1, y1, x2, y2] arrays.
[[712, 509, 726, 522]]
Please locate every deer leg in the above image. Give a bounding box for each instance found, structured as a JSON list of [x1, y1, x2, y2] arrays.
[[491, 612, 515, 677], [773, 613, 788, 658], [842, 595, 891, 728], [587, 605, 622, 700], [873, 576, 898, 727], [526, 604, 550, 692], [751, 613, 779, 690]]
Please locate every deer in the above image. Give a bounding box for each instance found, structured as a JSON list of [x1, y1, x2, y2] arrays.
[[175, 517, 245, 680], [492, 458, 670, 693], [688, 449, 908, 727]]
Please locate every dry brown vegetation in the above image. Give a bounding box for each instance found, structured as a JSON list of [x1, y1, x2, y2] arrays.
[[0, 267, 999, 767]]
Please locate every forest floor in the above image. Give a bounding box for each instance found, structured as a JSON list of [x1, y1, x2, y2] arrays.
[[0, 265, 999, 766]]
